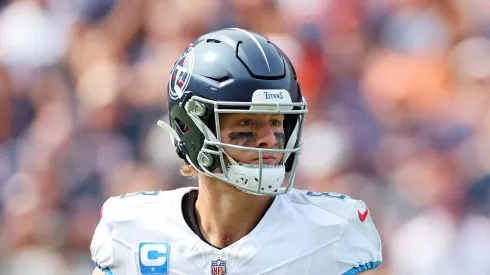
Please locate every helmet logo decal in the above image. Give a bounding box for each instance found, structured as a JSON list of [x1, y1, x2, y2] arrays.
[[169, 46, 194, 99]]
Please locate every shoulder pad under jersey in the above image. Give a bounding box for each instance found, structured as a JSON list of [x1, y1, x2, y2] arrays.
[[291, 189, 381, 251], [99, 190, 169, 223]]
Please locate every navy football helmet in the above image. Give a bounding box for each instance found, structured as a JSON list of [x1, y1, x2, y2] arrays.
[[158, 28, 307, 195]]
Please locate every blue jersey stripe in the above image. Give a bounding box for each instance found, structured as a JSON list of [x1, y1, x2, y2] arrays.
[[342, 261, 382, 275]]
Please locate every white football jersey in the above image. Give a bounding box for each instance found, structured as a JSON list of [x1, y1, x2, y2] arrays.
[[91, 187, 382, 275]]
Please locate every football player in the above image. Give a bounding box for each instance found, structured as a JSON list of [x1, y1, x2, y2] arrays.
[[91, 28, 382, 275]]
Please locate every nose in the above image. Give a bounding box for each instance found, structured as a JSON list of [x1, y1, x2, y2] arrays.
[[254, 123, 277, 149]]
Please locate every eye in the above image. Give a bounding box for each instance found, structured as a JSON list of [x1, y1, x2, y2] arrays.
[[239, 119, 253, 126], [271, 119, 282, 127]]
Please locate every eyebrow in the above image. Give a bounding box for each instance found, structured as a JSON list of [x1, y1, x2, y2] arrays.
[[235, 114, 284, 120]]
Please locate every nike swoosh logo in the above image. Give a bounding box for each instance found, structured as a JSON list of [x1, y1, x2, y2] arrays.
[[358, 207, 369, 222]]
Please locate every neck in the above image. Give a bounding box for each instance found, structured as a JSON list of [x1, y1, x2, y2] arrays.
[[195, 174, 274, 249]]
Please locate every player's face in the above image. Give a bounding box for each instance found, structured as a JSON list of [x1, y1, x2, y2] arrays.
[[219, 113, 285, 165]]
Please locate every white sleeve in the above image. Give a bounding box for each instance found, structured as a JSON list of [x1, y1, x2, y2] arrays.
[[90, 199, 117, 274], [336, 200, 383, 275]]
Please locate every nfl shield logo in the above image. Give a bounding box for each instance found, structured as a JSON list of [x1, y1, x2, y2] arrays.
[[211, 259, 226, 275]]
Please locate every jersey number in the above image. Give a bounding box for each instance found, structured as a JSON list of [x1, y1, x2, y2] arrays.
[[120, 191, 160, 199]]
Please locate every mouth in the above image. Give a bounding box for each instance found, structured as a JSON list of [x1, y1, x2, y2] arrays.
[[249, 154, 280, 165]]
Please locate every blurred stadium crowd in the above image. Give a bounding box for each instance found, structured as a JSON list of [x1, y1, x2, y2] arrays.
[[0, 0, 490, 274]]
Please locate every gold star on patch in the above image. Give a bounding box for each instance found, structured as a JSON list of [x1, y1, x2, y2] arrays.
[[152, 267, 155, 272]]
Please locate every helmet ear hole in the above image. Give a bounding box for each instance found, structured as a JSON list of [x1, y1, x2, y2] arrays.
[[174, 118, 188, 135]]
